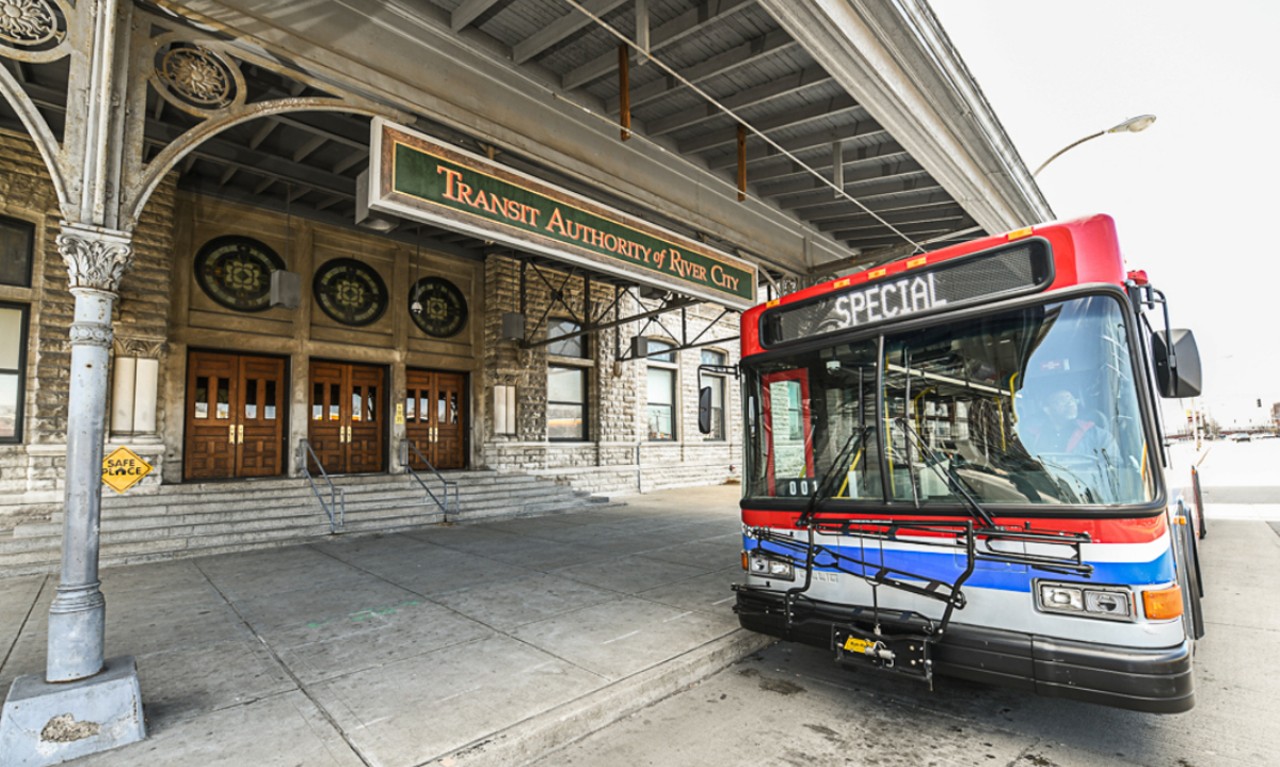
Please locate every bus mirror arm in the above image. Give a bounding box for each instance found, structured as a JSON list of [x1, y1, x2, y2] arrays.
[[1144, 287, 1202, 399]]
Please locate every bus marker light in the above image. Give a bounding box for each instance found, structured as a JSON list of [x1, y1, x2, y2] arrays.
[[1143, 586, 1184, 620], [1007, 226, 1034, 240], [741, 551, 749, 571], [834, 278, 851, 288], [907, 256, 927, 268]]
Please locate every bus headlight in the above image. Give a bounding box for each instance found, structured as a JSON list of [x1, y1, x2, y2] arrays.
[[747, 552, 795, 581], [1035, 581, 1135, 622]]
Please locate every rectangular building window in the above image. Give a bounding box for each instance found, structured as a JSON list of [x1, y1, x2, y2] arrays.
[[0, 216, 34, 288], [548, 366, 587, 440], [647, 339, 677, 441], [548, 319, 589, 441], [0, 303, 29, 442], [702, 349, 727, 441]]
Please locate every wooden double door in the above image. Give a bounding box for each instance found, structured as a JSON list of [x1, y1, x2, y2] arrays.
[[405, 369, 467, 470], [308, 361, 386, 474], [185, 351, 287, 481]]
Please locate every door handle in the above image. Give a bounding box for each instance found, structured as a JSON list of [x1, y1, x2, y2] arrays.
[[238, 424, 244, 444], [229, 424, 236, 444]]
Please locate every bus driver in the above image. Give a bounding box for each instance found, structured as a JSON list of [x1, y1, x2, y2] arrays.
[[1027, 389, 1114, 456]]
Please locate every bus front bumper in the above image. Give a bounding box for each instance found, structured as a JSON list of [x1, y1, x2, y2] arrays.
[[736, 588, 1194, 713]]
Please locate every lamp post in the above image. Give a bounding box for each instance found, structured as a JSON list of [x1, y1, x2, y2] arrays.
[[1033, 114, 1156, 177]]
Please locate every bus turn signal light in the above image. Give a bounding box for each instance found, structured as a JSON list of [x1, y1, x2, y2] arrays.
[[1143, 586, 1184, 620]]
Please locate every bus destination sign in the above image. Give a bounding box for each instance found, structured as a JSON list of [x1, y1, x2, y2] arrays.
[[762, 241, 1052, 346]]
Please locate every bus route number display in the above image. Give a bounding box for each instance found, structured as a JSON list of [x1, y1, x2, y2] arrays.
[[762, 241, 1052, 346], [775, 477, 818, 497]]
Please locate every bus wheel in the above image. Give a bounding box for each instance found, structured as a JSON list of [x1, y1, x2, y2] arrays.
[[1180, 513, 1205, 639]]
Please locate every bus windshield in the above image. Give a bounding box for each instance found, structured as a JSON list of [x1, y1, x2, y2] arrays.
[[744, 293, 1156, 508]]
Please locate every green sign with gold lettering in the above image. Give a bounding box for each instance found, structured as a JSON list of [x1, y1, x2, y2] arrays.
[[367, 120, 757, 308]]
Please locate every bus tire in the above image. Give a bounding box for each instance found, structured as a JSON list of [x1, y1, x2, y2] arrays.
[[1180, 515, 1205, 640]]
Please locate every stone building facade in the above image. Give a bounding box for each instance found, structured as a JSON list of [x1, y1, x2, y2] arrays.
[[0, 129, 740, 533], [0, 130, 176, 529]]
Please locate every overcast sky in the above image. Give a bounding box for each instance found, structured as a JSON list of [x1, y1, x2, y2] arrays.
[[930, 1, 1280, 428]]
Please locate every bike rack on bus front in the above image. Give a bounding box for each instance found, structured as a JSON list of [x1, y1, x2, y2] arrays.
[[736, 518, 1093, 686]]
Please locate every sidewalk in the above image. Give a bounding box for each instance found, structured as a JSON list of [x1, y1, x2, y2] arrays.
[[0, 484, 768, 766]]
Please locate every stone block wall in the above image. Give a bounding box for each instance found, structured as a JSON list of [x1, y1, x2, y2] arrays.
[[480, 253, 743, 497], [0, 130, 175, 530]]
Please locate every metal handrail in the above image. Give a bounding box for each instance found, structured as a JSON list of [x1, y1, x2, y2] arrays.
[[401, 440, 460, 521], [298, 439, 345, 532]]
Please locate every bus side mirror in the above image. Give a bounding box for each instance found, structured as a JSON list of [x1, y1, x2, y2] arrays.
[[697, 387, 713, 434], [1152, 329, 1202, 398]]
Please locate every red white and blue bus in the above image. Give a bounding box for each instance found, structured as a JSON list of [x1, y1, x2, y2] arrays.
[[709, 214, 1203, 712]]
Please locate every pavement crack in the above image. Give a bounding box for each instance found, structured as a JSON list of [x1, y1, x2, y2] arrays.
[[192, 557, 376, 767], [0, 573, 49, 677]]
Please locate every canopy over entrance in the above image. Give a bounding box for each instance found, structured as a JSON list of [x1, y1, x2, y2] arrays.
[[1, 0, 1050, 284]]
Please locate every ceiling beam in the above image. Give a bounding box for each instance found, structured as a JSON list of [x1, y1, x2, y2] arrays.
[[273, 114, 368, 150], [292, 133, 329, 163], [646, 65, 832, 137], [513, 0, 629, 65], [563, 0, 754, 90], [451, 0, 506, 31], [797, 188, 954, 222], [842, 228, 956, 250], [815, 203, 969, 233], [143, 121, 357, 199], [678, 93, 859, 155], [248, 118, 279, 151], [778, 172, 935, 211], [703, 120, 886, 173], [755, 159, 923, 197], [832, 216, 970, 240], [605, 28, 796, 113], [332, 148, 367, 175], [746, 146, 910, 185]]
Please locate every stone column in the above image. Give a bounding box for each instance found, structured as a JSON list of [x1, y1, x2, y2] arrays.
[[46, 223, 134, 682]]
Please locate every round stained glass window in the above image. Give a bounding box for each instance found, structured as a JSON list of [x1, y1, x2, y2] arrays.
[[193, 235, 285, 312], [313, 258, 388, 327]]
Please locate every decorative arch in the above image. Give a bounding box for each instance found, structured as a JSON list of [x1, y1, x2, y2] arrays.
[[0, 0, 78, 214], [0, 59, 70, 206], [120, 18, 410, 229], [1, 1, 411, 232], [124, 99, 393, 228]]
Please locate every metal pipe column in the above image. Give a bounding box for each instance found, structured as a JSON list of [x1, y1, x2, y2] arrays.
[[46, 225, 133, 682]]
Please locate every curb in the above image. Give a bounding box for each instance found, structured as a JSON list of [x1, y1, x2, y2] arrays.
[[429, 629, 775, 767]]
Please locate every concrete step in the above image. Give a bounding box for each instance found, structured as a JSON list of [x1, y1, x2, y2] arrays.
[[15, 487, 586, 539], [0, 470, 609, 577]]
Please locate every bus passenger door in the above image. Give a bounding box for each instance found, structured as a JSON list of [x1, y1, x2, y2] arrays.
[[761, 369, 815, 496]]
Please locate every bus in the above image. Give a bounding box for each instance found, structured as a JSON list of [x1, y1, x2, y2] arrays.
[[705, 214, 1203, 713]]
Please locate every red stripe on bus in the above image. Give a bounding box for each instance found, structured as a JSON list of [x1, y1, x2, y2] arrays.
[[740, 509, 1167, 544]]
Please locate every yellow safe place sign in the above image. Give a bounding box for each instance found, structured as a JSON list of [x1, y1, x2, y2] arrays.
[[102, 446, 152, 493]]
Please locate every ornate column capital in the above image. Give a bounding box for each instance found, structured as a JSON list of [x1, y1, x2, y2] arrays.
[[56, 222, 134, 292]]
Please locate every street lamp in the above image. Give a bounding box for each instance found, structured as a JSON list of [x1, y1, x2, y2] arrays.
[[1033, 114, 1156, 177]]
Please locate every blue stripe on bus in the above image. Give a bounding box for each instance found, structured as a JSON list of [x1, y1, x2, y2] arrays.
[[746, 537, 1175, 592]]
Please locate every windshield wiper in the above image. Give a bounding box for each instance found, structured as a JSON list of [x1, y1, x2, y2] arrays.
[[800, 425, 870, 525], [895, 417, 996, 529]]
